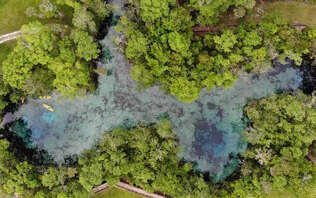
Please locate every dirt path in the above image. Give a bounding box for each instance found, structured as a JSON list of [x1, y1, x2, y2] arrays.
[[0, 31, 21, 44]]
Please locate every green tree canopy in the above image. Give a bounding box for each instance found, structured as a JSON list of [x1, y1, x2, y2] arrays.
[[2, 22, 96, 98], [78, 120, 211, 197], [220, 93, 316, 198]]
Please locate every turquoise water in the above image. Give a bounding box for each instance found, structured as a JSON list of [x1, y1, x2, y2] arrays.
[[10, 0, 303, 180]]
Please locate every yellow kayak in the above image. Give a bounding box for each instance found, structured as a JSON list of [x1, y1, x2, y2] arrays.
[[39, 96, 52, 100], [43, 104, 54, 112]]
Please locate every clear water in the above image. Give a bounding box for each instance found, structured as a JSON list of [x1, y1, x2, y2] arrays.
[[9, 0, 303, 181]]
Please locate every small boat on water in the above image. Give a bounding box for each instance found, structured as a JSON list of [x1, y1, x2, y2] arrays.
[[39, 96, 52, 100], [43, 104, 54, 112]]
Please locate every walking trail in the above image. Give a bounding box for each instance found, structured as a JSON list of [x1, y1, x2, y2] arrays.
[[0, 31, 21, 44]]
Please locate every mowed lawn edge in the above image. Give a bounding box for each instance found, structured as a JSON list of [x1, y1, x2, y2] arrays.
[[264, 1, 316, 28], [0, 0, 40, 35], [92, 187, 145, 198]]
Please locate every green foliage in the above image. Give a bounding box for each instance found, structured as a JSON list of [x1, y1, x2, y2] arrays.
[[0, 79, 20, 118], [79, 0, 109, 18], [0, 0, 109, 101], [0, 139, 39, 196], [162, 7, 194, 32], [169, 77, 201, 103], [187, 0, 256, 25], [72, 30, 100, 61], [214, 30, 237, 53], [79, 120, 211, 198], [2, 22, 56, 96], [220, 93, 316, 198], [72, 6, 97, 33], [258, 13, 315, 65], [168, 32, 191, 56], [139, 0, 172, 23], [120, 3, 315, 103], [56, 0, 109, 31], [2, 21, 96, 98], [0, 138, 89, 198], [125, 31, 148, 59], [0, 120, 212, 198]]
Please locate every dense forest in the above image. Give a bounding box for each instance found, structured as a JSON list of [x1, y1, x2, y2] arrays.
[[120, 0, 315, 102], [0, 0, 315, 198]]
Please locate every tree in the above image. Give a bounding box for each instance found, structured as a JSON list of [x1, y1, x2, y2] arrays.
[[168, 32, 191, 56], [214, 30, 237, 53], [2, 22, 97, 98], [187, 0, 255, 25], [140, 0, 171, 23], [41, 168, 61, 190], [162, 7, 194, 32], [72, 6, 97, 33], [39, 0, 58, 18], [221, 93, 316, 198], [51, 60, 94, 98], [2, 22, 56, 97], [125, 31, 149, 59], [72, 29, 100, 61], [78, 120, 212, 197], [169, 77, 201, 103], [79, 0, 109, 18], [120, 0, 315, 104]]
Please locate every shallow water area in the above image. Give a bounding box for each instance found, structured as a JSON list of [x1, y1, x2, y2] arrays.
[[8, 0, 304, 181]]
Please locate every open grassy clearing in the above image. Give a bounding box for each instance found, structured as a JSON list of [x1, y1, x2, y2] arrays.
[[264, 1, 316, 27], [0, 191, 14, 198], [262, 185, 316, 198], [0, 0, 39, 34], [92, 187, 145, 198], [0, 0, 73, 35]]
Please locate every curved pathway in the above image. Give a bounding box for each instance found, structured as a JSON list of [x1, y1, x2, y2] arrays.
[[0, 31, 21, 44]]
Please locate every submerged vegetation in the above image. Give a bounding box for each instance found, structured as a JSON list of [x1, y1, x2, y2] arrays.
[[0, 0, 315, 198]]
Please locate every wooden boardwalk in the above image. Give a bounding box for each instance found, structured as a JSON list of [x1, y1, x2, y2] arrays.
[[93, 182, 167, 198]]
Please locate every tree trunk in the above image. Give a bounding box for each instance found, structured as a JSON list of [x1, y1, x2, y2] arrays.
[[176, 0, 180, 6], [307, 153, 316, 165]]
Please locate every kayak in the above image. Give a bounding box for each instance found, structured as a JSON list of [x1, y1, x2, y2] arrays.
[[39, 96, 52, 100], [43, 104, 54, 112]]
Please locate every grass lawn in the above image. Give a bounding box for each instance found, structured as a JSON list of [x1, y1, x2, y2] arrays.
[[92, 187, 144, 198], [263, 185, 316, 198], [0, 191, 14, 198], [0, 0, 73, 35], [264, 1, 316, 28], [0, 0, 40, 34]]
